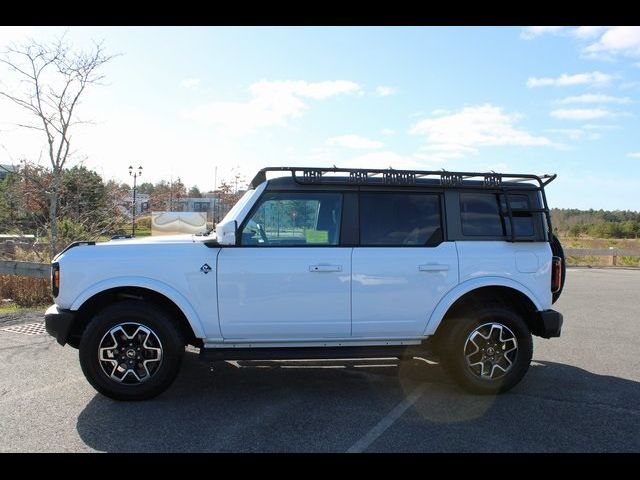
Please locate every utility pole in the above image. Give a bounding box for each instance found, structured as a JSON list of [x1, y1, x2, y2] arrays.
[[129, 165, 143, 236], [213, 165, 218, 224]]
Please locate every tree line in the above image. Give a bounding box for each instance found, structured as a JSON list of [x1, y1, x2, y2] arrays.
[[0, 162, 244, 257], [551, 208, 640, 238]]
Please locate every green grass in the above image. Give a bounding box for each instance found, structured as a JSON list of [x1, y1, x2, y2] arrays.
[[0, 303, 48, 314]]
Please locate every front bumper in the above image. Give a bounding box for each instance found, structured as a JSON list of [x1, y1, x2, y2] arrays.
[[534, 309, 563, 338], [44, 304, 75, 346]]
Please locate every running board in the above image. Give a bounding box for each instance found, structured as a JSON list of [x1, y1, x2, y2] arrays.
[[199, 343, 434, 362]]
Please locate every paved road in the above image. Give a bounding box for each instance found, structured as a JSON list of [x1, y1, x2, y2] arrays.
[[1, 268, 639, 452]]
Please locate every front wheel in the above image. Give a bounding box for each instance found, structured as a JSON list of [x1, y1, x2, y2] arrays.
[[439, 306, 533, 394], [79, 300, 185, 401]]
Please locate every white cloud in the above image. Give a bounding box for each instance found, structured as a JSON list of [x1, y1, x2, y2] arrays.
[[546, 128, 585, 140], [546, 121, 623, 142], [180, 78, 201, 89], [527, 71, 614, 88], [431, 109, 451, 116], [521, 26, 610, 41], [572, 26, 609, 40], [582, 123, 621, 130], [380, 128, 395, 136], [584, 26, 640, 58], [550, 108, 612, 120], [523, 26, 640, 61], [620, 81, 640, 90], [183, 79, 362, 136], [559, 94, 631, 104], [375, 86, 397, 97], [326, 134, 383, 150], [418, 143, 478, 158], [409, 104, 551, 161], [521, 26, 565, 39], [341, 151, 424, 171], [627, 152, 640, 158], [249, 80, 361, 100]]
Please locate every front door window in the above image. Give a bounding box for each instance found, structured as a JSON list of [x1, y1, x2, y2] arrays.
[[240, 192, 342, 246]]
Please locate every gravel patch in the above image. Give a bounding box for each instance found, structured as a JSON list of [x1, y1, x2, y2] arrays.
[[0, 308, 46, 327]]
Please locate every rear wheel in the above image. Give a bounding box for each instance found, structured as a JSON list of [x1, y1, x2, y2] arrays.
[[79, 300, 185, 401], [439, 306, 533, 394]]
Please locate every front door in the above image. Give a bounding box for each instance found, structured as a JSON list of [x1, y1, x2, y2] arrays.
[[217, 191, 351, 339]]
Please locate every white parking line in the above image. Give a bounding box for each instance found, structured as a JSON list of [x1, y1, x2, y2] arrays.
[[352, 364, 397, 368], [281, 365, 346, 369], [413, 356, 439, 365], [346, 383, 428, 453]]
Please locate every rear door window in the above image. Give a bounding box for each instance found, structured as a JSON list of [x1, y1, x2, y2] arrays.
[[359, 193, 442, 246]]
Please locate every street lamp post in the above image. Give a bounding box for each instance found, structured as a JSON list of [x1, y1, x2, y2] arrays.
[[129, 165, 143, 236]]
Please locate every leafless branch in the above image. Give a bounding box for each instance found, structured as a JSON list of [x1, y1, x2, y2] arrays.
[[0, 35, 116, 258]]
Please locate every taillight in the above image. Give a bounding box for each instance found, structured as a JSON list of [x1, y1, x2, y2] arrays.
[[51, 262, 60, 297], [551, 256, 562, 293]]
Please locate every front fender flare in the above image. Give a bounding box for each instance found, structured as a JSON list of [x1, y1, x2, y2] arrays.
[[423, 276, 544, 336], [70, 276, 206, 339]]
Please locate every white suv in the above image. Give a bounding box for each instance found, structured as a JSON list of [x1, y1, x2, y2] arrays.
[[45, 167, 565, 400]]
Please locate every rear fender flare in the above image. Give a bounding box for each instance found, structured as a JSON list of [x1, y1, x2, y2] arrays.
[[423, 276, 543, 336]]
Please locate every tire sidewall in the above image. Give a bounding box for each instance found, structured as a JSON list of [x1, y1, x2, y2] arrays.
[[79, 301, 184, 401], [442, 307, 533, 394]]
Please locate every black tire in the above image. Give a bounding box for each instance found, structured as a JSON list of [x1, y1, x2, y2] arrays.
[[439, 306, 533, 394], [79, 300, 185, 401], [551, 234, 566, 304]]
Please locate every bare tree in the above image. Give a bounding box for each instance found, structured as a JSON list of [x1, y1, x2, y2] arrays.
[[215, 179, 245, 222], [0, 35, 115, 258]]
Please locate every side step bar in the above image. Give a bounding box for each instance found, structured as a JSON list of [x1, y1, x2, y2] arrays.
[[199, 343, 435, 362]]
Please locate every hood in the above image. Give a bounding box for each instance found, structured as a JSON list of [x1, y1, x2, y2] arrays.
[[101, 234, 205, 246]]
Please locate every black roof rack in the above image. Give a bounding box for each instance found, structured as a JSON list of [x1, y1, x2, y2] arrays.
[[250, 166, 558, 243], [250, 166, 556, 190]]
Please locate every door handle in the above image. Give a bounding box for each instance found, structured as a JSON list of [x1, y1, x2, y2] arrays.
[[418, 264, 449, 272], [309, 264, 342, 272]]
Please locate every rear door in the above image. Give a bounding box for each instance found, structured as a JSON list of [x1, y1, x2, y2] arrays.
[[351, 191, 458, 337]]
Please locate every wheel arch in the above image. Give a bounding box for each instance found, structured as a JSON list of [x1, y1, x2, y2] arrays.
[[424, 277, 543, 337], [67, 278, 205, 348]]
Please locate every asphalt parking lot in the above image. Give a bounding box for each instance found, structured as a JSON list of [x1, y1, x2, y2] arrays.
[[1, 267, 639, 452]]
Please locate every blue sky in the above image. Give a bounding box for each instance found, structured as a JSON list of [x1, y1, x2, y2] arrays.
[[1, 26, 639, 210]]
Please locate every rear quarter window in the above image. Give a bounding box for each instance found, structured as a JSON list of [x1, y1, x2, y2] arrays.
[[460, 193, 535, 238], [460, 193, 503, 236]]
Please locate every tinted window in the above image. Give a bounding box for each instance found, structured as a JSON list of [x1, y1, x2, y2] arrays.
[[241, 192, 342, 246], [501, 194, 534, 237], [359, 193, 441, 246], [461, 193, 534, 237], [460, 193, 503, 236]]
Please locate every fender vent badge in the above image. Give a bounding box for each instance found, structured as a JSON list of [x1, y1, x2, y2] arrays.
[[200, 263, 212, 274]]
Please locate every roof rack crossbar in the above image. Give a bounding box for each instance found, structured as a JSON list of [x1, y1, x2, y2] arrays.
[[250, 167, 556, 190]]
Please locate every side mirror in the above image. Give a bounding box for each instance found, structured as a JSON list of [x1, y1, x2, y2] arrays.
[[216, 220, 238, 245]]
